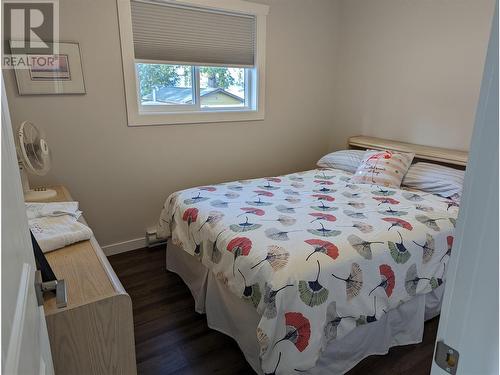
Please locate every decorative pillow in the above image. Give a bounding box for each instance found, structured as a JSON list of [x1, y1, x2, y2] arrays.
[[316, 150, 365, 174], [351, 149, 414, 188], [402, 162, 465, 198]]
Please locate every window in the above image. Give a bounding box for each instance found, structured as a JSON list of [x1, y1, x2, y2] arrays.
[[199, 66, 247, 109], [117, 0, 268, 126], [137, 64, 194, 107], [136, 64, 251, 112]]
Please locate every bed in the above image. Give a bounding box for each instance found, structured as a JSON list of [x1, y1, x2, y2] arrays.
[[157, 136, 467, 374]]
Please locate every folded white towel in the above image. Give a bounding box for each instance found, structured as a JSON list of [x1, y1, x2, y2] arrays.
[[29, 215, 93, 253], [27, 201, 92, 252], [26, 201, 82, 220]]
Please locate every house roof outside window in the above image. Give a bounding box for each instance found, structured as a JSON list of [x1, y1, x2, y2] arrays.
[[142, 87, 244, 105]]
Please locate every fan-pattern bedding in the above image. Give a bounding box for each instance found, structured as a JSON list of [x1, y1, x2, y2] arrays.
[[157, 168, 458, 374]]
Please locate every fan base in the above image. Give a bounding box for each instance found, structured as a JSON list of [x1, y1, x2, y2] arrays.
[[24, 188, 57, 202]]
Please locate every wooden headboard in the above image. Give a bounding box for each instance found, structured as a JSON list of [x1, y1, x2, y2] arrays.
[[348, 136, 468, 169]]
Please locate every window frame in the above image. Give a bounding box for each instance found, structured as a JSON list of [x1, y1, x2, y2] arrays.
[[117, 0, 268, 126], [136, 63, 253, 114]]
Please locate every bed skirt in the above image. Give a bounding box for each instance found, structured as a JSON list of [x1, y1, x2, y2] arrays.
[[166, 242, 444, 374]]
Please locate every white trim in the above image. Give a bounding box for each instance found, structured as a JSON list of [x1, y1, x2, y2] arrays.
[[116, 0, 267, 126], [137, 64, 253, 115], [5, 263, 32, 375], [102, 237, 147, 256]]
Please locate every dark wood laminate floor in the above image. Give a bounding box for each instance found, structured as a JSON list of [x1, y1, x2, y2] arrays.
[[109, 247, 439, 375]]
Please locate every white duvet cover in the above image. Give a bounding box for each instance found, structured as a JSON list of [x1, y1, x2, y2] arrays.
[[157, 168, 458, 374]]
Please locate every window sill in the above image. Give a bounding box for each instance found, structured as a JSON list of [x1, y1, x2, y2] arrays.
[[127, 109, 265, 126]]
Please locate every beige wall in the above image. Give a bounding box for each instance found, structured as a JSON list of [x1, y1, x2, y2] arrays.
[[331, 0, 494, 151], [4, 0, 340, 247]]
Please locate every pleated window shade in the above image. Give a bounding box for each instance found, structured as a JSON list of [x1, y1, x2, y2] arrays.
[[131, 1, 256, 67]]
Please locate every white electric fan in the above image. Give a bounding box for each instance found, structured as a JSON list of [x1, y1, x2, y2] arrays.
[[16, 121, 57, 201]]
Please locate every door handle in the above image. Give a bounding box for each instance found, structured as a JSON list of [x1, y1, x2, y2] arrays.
[[34, 270, 67, 308], [435, 340, 459, 374]]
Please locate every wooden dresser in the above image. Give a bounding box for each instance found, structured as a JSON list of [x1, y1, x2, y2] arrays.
[[37, 186, 137, 375]]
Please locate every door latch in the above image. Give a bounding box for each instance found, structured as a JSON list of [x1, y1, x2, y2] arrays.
[[435, 340, 459, 374], [34, 270, 67, 308]]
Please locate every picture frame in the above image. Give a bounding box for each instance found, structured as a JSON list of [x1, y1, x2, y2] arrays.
[[12, 42, 86, 95]]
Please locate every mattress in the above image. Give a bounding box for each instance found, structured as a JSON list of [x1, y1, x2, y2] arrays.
[[158, 168, 457, 374]]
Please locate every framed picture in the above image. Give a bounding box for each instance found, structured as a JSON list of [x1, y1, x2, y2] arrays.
[[12, 42, 86, 95]]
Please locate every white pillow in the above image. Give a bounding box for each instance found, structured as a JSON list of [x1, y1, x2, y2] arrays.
[[402, 162, 465, 198], [316, 150, 365, 173]]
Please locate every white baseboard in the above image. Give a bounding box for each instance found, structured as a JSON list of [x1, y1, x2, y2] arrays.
[[102, 237, 147, 256]]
